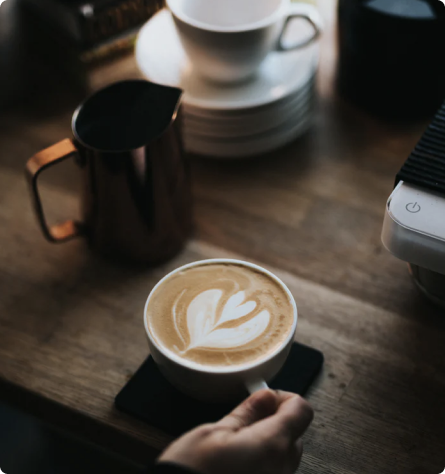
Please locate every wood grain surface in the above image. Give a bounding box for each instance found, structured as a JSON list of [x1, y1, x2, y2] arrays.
[[1, 1, 445, 473]]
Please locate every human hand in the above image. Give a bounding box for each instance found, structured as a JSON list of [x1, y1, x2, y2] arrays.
[[158, 389, 314, 474]]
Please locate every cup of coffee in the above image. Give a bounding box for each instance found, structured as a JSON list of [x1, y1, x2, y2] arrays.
[[144, 259, 297, 402], [166, 0, 323, 84]]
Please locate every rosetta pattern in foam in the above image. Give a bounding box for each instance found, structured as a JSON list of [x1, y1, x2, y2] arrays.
[[174, 289, 270, 352]]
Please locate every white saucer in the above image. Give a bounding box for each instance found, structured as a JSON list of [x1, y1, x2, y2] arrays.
[[184, 85, 314, 139], [184, 114, 312, 159], [135, 9, 320, 112], [183, 75, 314, 122]]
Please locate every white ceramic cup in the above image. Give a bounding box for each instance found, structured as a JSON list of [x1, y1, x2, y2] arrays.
[[144, 259, 298, 402], [166, 0, 323, 84]]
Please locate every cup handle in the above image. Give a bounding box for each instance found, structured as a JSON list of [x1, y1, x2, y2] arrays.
[[246, 379, 269, 394], [25, 138, 84, 243], [276, 3, 323, 52]]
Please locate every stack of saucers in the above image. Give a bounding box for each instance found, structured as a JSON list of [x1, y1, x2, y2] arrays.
[[136, 10, 320, 159]]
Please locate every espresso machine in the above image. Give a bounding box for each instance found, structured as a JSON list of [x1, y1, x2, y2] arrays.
[[336, 0, 445, 307], [382, 102, 445, 308]]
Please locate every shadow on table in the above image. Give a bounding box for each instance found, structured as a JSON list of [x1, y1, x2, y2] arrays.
[[0, 400, 146, 474]]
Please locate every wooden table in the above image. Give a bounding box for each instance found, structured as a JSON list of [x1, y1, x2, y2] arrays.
[[1, 1, 445, 473]]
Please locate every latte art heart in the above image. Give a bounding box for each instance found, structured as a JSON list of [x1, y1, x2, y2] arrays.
[[180, 290, 270, 351], [146, 262, 294, 367]]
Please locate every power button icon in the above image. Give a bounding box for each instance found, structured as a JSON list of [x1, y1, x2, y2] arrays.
[[406, 202, 421, 213]]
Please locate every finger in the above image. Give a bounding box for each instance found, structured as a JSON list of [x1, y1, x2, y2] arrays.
[[216, 389, 278, 431], [248, 394, 313, 442], [289, 438, 303, 473]]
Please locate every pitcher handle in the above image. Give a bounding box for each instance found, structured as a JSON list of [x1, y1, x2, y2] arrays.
[[25, 139, 83, 243]]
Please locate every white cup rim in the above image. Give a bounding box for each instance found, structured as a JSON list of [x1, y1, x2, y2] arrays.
[[144, 258, 298, 375], [166, 0, 288, 33]]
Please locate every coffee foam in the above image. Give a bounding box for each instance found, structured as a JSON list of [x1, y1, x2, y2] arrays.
[[146, 262, 294, 368]]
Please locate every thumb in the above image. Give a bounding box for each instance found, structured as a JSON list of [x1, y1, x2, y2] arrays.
[[216, 389, 278, 431]]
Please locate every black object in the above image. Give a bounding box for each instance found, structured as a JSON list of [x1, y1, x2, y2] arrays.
[[115, 342, 324, 437], [337, 0, 445, 119], [396, 100, 445, 195], [21, 0, 164, 49]]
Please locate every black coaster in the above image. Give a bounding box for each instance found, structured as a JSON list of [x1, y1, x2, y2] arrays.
[[115, 342, 323, 437]]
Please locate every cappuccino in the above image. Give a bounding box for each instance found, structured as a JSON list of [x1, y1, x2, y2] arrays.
[[145, 262, 294, 368]]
